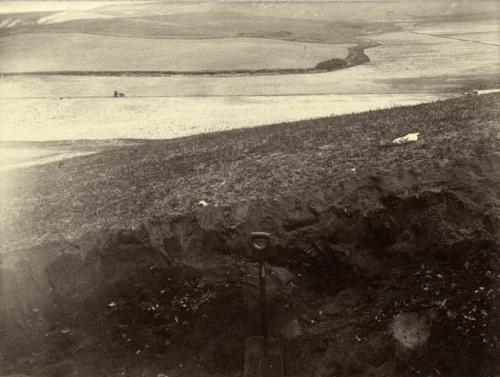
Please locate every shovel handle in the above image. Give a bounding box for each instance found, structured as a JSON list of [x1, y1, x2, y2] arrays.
[[251, 232, 270, 341], [251, 232, 270, 251]]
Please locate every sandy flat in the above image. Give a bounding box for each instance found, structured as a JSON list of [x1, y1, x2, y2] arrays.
[[0, 93, 455, 141]]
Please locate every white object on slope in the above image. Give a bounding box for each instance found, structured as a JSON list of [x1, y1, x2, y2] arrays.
[[393, 132, 420, 144], [477, 88, 500, 95], [198, 200, 209, 207]]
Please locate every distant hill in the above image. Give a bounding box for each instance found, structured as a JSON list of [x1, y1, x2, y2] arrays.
[[1, 1, 498, 42]]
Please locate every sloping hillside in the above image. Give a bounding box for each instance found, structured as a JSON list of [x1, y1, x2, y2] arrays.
[[0, 94, 499, 377], [1, 93, 498, 251]]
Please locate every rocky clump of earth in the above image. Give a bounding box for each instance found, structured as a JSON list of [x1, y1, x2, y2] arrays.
[[1, 154, 499, 377]]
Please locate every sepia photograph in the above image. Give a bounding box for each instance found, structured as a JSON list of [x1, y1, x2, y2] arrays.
[[0, 0, 499, 376]]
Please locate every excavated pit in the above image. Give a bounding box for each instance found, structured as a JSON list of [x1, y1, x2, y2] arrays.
[[1, 156, 500, 377]]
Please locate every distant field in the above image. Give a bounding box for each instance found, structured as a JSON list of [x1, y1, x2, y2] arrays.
[[363, 26, 500, 86], [2, 1, 498, 42], [0, 3, 498, 145], [0, 9, 394, 44], [451, 31, 500, 45], [411, 20, 500, 45], [1, 20, 498, 99], [92, 1, 499, 22], [411, 20, 499, 35], [0, 33, 350, 72], [0, 93, 453, 141]]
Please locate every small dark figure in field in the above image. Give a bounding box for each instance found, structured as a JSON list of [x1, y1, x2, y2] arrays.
[[113, 91, 125, 97]]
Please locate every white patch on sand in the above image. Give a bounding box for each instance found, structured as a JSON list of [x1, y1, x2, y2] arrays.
[[477, 88, 500, 95], [36, 11, 114, 25], [0, 18, 21, 28], [0, 1, 131, 14]]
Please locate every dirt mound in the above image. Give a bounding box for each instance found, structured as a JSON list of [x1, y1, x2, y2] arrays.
[[1, 154, 500, 377]]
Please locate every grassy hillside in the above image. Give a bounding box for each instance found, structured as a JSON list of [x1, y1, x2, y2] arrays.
[[1, 93, 499, 252], [1, 92, 500, 377]]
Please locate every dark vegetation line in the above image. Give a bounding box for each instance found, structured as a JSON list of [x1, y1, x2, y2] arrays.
[[410, 30, 500, 47], [0, 42, 378, 78]]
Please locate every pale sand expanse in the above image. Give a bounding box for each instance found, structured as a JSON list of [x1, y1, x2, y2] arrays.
[[0, 21, 497, 143], [0, 33, 350, 72], [0, 93, 455, 141], [0, 147, 95, 170], [0, 146, 65, 164]]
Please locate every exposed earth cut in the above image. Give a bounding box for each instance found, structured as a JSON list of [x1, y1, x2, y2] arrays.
[[1, 94, 499, 377]]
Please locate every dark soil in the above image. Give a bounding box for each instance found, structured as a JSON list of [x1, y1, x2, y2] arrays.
[[0, 93, 499, 377]]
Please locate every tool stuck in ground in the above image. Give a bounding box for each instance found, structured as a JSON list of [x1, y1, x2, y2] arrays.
[[244, 232, 285, 377]]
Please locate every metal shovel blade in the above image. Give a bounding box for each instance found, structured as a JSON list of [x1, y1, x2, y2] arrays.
[[244, 336, 284, 377]]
